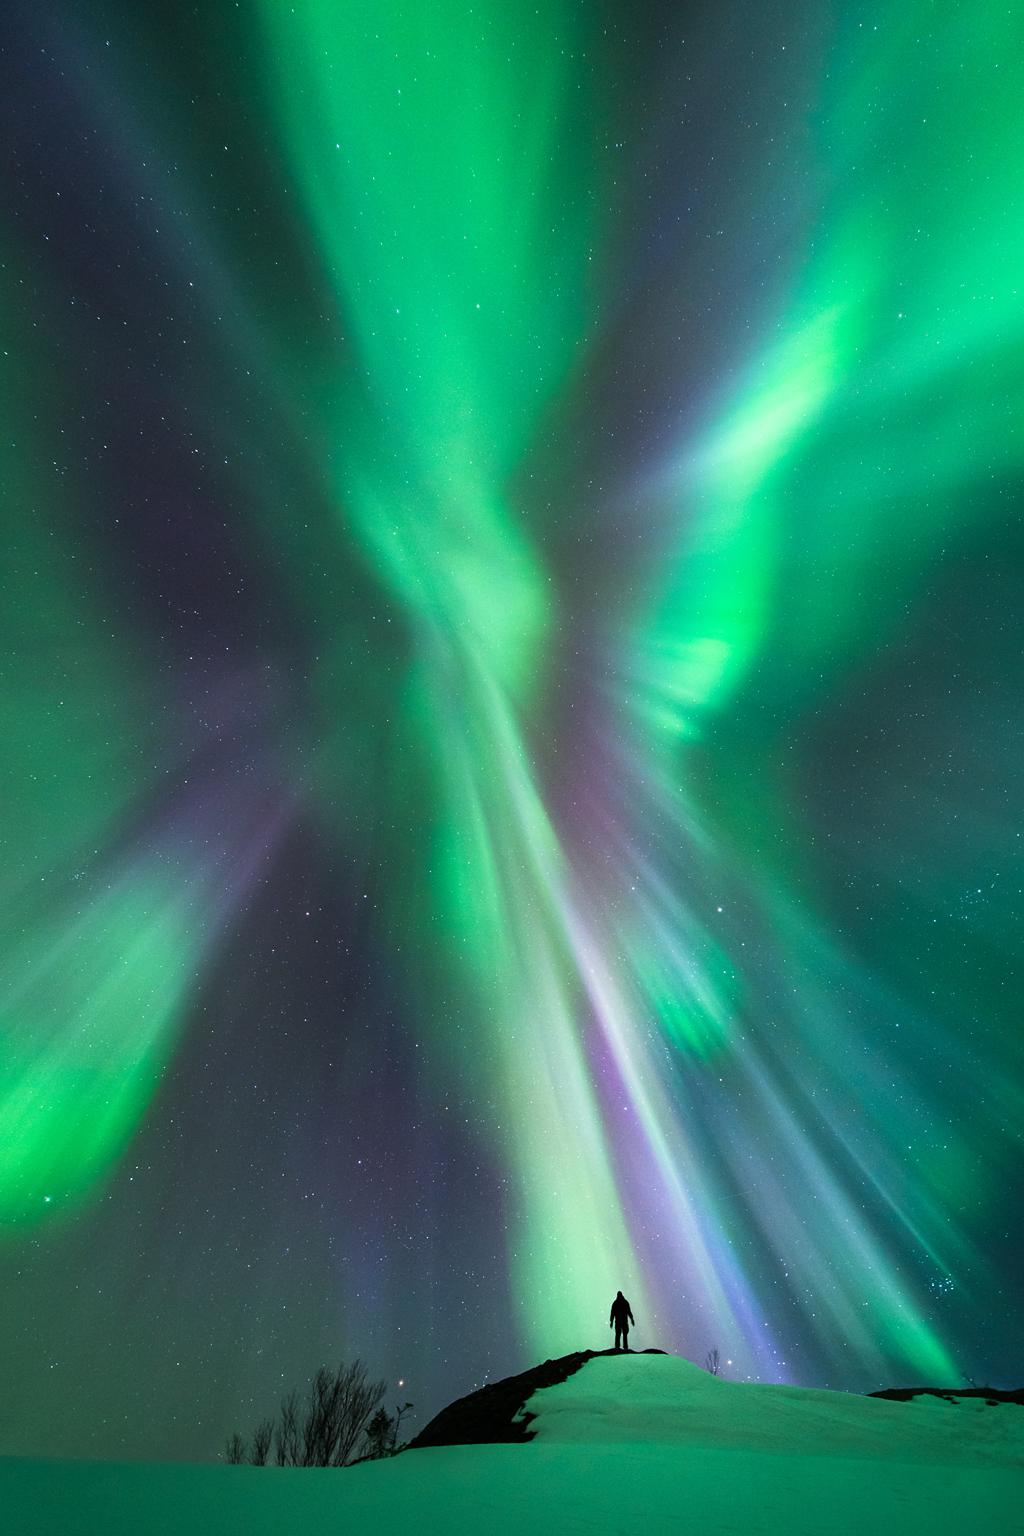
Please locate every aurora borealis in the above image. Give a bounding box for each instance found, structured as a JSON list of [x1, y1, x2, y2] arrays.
[[2, 0, 1023, 1461]]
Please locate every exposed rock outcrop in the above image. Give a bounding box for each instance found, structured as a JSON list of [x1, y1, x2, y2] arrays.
[[408, 1349, 666, 1449]]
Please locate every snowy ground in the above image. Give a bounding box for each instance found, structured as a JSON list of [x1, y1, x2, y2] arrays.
[[4, 1353, 1021, 1535]]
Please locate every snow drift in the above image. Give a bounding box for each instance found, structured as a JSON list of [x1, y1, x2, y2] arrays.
[[4, 1350, 1021, 1535]]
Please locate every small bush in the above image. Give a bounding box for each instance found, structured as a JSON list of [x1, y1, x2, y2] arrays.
[[224, 1359, 387, 1468]]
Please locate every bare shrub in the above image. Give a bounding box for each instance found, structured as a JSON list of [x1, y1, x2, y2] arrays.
[[250, 1418, 274, 1465], [224, 1431, 246, 1464], [391, 1400, 414, 1452], [274, 1390, 300, 1467], [226, 1360, 386, 1469], [364, 1408, 394, 1460]]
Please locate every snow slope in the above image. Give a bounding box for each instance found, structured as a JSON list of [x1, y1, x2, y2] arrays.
[[4, 1352, 1021, 1535], [525, 1351, 1024, 1464]]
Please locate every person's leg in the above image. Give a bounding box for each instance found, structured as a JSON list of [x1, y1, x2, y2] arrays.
[[622, 1328, 629, 1352]]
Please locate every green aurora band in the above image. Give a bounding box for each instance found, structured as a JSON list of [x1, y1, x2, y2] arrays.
[[4, 0, 1024, 1397]]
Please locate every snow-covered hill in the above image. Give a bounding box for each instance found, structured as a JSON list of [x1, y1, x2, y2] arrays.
[[4, 1351, 1021, 1535], [525, 1351, 1024, 1463]]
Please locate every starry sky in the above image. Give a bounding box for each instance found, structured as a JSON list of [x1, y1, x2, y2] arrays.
[[2, 0, 1023, 1462]]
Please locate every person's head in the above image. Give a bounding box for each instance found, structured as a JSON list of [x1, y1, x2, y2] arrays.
[[616, 1290, 623, 1299]]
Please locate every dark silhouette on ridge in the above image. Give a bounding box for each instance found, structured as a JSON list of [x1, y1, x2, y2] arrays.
[[609, 1290, 635, 1351]]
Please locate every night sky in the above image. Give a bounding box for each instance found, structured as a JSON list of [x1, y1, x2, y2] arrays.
[[2, 0, 1023, 1463]]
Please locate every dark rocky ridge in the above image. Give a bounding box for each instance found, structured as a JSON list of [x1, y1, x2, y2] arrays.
[[409, 1353, 1024, 1453], [408, 1348, 667, 1450], [869, 1386, 1024, 1407]]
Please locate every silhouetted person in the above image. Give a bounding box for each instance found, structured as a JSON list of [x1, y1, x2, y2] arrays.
[[609, 1290, 634, 1351]]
